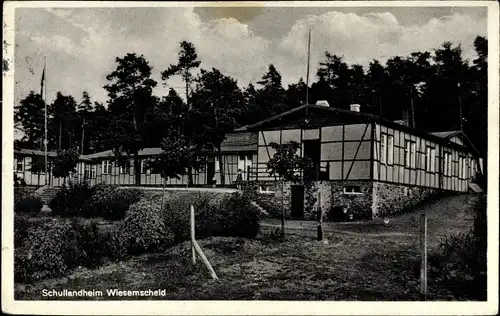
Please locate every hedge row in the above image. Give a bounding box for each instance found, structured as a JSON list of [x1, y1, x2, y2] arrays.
[[15, 191, 262, 283], [15, 194, 44, 214], [49, 182, 143, 220]]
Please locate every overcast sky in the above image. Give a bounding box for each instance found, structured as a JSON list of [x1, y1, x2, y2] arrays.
[[14, 5, 487, 108]]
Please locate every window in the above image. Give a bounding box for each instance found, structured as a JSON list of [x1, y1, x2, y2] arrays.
[[141, 159, 151, 175], [247, 155, 253, 172], [410, 142, 416, 168], [380, 134, 387, 164], [425, 146, 436, 172], [16, 158, 23, 172], [91, 165, 97, 178], [343, 186, 362, 194], [238, 154, 245, 171], [238, 154, 253, 173], [404, 140, 416, 168], [102, 161, 113, 175], [444, 152, 452, 176], [214, 156, 220, 172], [387, 135, 394, 165], [84, 164, 90, 178], [459, 156, 466, 179], [120, 160, 131, 174]]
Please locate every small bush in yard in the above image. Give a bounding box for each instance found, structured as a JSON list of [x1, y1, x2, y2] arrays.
[[118, 199, 175, 255], [162, 192, 261, 241], [101, 231, 129, 261], [82, 185, 143, 220], [14, 194, 43, 214], [49, 181, 95, 217], [14, 221, 76, 283], [218, 192, 261, 238], [65, 219, 110, 268], [14, 214, 30, 247]]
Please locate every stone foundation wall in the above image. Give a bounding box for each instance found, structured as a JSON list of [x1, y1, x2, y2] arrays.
[[250, 180, 443, 221], [326, 181, 374, 221], [251, 181, 292, 218], [371, 182, 440, 218], [301, 181, 374, 221]]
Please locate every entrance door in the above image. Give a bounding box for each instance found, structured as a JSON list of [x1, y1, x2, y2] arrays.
[[291, 185, 305, 218], [206, 158, 215, 185], [303, 139, 321, 181]]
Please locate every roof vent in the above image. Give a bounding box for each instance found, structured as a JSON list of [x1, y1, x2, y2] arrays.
[[315, 100, 329, 107], [350, 104, 360, 112]]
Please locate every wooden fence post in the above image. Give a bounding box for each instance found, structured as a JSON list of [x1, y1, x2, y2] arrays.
[[420, 213, 427, 300], [317, 190, 323, 241], [190, 205, 196, 264], [193, 240, 219, 280]]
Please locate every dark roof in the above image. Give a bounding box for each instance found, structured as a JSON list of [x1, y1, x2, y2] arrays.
[[78, 132, 258, 160], [430, 130, 480, 156], [430, 131, 462, 139], [219, 132, 258, 153], [236, 104, 480, 156]]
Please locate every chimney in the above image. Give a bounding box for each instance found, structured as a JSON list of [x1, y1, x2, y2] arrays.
[[315, 100, 329, 107], [350, 104, 360, 112], [402, 109, 410, 127]]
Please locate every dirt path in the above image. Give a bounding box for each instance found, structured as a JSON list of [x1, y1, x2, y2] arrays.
[[260, 222, 417, 238]]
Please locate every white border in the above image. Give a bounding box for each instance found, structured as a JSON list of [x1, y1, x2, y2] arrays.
[[2, 1, 499, 315]]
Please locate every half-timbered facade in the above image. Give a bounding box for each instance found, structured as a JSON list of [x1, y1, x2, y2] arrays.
[[236, 102, 482, 220]]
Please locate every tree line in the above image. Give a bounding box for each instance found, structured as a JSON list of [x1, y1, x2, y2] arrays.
[[14, 36, 488, 185]]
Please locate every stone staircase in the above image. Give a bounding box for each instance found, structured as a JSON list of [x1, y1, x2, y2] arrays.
[[34, 186, 61, 204]]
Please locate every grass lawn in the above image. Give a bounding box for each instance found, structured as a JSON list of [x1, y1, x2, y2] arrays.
[[14, 194, 477, 301]]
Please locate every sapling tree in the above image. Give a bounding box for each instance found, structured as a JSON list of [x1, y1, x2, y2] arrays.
[[147, 131, 208, 209], [267, 140, 312, 237], [29, 155, 46, 186], [52, 147, 80, 186]]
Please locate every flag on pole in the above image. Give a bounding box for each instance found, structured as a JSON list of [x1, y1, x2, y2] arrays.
[[40, 64, 46, 98]]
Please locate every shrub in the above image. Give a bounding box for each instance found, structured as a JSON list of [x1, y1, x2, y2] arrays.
[[162, 191, 261, 241], [162, 192, 220, 241], [102, 231, 129, 261], [65, 219, 111, 268], [14, 214, 30, 247], [49, 181, 95, 217], [118, 199, 175, 255], [14, 193, 43, 214], [254, 195, 284, 219], [81, 185, 144, 220], [14, 220, 76, 283], [218, 192, 261, 238]]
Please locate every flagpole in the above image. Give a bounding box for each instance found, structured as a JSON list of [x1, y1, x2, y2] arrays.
[[305, 29, 311, 123], [306, 29, 311, 106], [44, 57, 48, 185]]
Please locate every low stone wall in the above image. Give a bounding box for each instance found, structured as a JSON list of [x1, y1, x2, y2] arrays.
[[371, 182, 440, 218]]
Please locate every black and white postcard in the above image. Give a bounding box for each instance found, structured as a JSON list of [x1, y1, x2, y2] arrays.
[[2, 1, 499, 315]]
